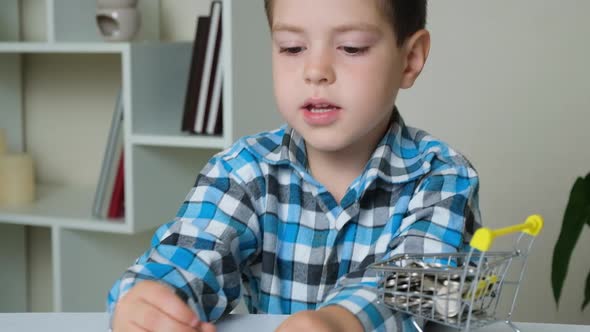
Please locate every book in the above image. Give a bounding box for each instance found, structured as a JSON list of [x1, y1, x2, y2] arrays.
[[194, 0, 222, 133], [181, 15, 212, 133], [199, 2, 223, 134], [92, 90, 124, 218], [107, 149, 125, 219], [205, 47, 223, 135], [213, 93, 223, 134]]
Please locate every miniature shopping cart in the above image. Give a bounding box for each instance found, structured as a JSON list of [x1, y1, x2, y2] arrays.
[[369, 215, 544, 332]]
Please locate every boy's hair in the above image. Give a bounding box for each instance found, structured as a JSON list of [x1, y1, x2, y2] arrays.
[[263, 0, 427, 47]]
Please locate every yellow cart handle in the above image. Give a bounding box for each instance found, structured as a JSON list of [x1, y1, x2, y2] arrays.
[[470, 214, 544, 252]]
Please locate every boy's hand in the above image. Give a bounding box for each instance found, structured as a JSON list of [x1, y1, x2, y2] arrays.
[[112, 280, 216, 332], [275, 306, 363, 332]]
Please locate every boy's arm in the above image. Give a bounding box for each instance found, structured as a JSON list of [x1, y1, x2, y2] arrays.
[[317, 162, 481, 332], [107, 156, 260, 323]]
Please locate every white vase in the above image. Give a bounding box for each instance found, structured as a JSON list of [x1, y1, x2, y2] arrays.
[[96, 0, 141, 42]]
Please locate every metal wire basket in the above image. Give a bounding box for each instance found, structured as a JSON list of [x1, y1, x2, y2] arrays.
[[369, 215, 544, 331]]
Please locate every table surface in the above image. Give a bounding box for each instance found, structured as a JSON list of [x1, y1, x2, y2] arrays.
[[0, 313, 588, 332]]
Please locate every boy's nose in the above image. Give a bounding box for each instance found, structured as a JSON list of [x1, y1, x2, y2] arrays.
[[303, 53, 335, 86]]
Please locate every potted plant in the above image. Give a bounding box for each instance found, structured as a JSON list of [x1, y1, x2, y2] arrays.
[[551, 172, 590, 310]]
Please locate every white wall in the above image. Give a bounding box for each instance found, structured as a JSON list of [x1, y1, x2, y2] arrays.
[[21, 0, 589, 324], [398, 0, 590, 324]]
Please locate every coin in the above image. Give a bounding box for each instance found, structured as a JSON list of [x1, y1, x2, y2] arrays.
[[394, 295, 422, 309], [435, 285, 462, 318], [443, 280, 462, 292], [421, 276, 442, 293]]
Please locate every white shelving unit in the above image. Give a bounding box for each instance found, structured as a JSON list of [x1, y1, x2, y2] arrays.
[[1, 41, 196, 235], [0, 0, 281, 312]]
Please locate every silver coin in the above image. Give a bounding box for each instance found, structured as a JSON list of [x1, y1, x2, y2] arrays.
[[425, 261, 446, 269], [387, 278, 421, 291], [384, 276, 397, 288], [394, 282, 415, 291], [443, 280, 463, 292], [415, 298, 434, 309], [384, 275, 411, 287], [407, 260, 428, 269], [394, 296, 422, 308], [383, 294, 396, 306], [421, 276, 443, 292], [434, 285, 462, 318], [440, 315, 459, 325], [396, 271, 421, 279]]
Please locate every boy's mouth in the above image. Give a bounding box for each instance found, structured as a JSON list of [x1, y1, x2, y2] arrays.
[[301, 98, 341, 113], [300, 98, 342, 126]]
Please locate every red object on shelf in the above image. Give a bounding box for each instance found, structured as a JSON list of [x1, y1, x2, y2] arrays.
[[107, 150, 125, 219]]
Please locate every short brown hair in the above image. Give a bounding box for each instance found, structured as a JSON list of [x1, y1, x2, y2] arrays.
[[263, 0, 427, 47]]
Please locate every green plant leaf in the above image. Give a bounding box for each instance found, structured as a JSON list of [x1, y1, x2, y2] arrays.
[[552, 173, 590, 306], [583, 271, 590, 310]]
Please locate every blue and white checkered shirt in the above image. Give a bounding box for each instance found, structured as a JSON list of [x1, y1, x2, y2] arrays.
[[107, 112, 481, 331]]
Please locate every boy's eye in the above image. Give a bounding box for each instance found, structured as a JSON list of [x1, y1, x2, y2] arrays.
[[340, 46, 370, 55], [279, 47, 304, 55]]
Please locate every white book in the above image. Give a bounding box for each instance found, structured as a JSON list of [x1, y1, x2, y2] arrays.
[[92, 90, 123, 218], [99, 138, 123, 219], [206, 46, 223, 135], [194, 1, 221, 133]]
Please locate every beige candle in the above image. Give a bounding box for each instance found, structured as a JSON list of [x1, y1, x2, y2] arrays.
[[0, 128, 7, 155], [0, 153, 36, 207]]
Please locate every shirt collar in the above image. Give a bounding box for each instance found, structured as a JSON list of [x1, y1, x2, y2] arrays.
[[281, 126, 309, 171], [362, 110, 428, 184], [244, 108, 428, 184]]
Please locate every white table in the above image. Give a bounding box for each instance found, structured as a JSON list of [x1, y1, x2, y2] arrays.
[[0, 313, 588, 332]]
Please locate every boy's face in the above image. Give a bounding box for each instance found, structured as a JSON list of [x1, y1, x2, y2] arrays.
[[270, 0, 417, 154]]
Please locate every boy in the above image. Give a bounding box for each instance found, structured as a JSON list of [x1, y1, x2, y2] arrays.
[[108, 0, 480, 331]]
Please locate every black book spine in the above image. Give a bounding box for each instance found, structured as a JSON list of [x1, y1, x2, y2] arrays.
[[200, 1, 223, 134], [181, 16, 211, 133]]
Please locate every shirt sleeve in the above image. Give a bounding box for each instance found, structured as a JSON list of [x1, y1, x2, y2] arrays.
[[107, 155, 261, 323], [318, 160, 481, 332]]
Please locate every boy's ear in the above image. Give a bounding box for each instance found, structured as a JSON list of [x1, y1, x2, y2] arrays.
[[400, 29, 431, 89]]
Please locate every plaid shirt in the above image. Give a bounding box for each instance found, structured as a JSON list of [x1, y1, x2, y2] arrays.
[[107, 112, 481, 332]]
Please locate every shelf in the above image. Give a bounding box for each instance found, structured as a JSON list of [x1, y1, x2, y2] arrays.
[[0, 42, 130, 54], [0, 42, 188, 54], [0, 184, 131, 233], [0, 0, 283, 313], [130, 134, 227, 149]]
